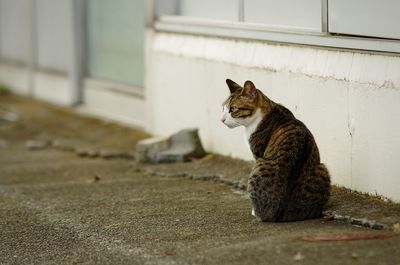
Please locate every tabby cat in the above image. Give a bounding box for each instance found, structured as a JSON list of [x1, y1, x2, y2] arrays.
[[221, 79, 330, 222]]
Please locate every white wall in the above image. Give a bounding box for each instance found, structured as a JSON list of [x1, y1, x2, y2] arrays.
[[148, 32, 400, 202]]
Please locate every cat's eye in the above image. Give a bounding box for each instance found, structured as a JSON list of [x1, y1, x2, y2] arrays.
[[230, 107, 251, 113]]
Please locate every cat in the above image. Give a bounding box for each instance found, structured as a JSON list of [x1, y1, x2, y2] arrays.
[[221, 79, 330, 222]]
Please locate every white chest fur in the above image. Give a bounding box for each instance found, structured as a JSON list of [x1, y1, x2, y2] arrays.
[[243, 109, 263, 146]]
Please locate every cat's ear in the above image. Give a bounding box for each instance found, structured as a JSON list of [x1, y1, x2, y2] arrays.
[[226, 79, 242, 94], [241, 80, 257, 99]]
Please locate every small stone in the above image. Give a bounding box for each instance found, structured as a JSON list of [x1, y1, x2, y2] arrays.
[[154, 128, 206, 163], [363, 220, 374, 228], [87, 150, 99, 158], [51, 139, 76, 151], [192, 175, 217, 181], [371, 222, 385, 230], [150, 171, 167, 177], [0, 111, 18, 122], [173, 172, 187, 177], [219, 176, 233, 185], [135, 128, 207, 163], [293, 252, 304, 261], [135, 136, 170, 162], [393, 223, 400, 233], [333, 214, 346, 221], [25, 140, 48, 150], [236, 181, 247, 190], [350, 218, 364, 226], [75, 148, 89, 157], [351, 253, 358, 259]]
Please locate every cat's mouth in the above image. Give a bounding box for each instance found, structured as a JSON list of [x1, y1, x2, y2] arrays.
[[224, 121, 240, 129]]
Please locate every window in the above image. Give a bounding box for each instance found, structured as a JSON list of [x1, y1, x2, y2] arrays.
[[86, 0, 145, 87], [180, 0, 240, 21], [0, 0, 31, 63], [155, 0, 400, 53], [328, 0, 400, 40], [36, 0, 72, 72], [244, 0, 323, 32]]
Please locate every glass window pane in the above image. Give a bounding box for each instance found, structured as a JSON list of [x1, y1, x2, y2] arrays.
[[86, 0, 145, 87], [36, 0, 72, 72], [180, 0, 240, 21], [0, 0, 31, 63], [155, 0, 179, 17], [244, 0, 322, 32], [328, 0, 400, 40]]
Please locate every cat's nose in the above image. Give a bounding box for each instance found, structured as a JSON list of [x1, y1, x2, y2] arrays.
[[220, 117, 226, 123]]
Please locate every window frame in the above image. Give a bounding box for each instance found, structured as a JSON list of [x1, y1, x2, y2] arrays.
[[154, 0, 400, 55]]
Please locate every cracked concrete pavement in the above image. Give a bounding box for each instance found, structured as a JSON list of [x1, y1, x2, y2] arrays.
[[1, 95, 400, 265]]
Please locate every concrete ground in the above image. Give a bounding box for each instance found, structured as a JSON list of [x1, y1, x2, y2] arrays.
[[0, 94, 399, 265]]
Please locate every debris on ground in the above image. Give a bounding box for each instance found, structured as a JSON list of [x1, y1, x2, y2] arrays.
[[100, 150, 134, 159], [322, 211, 387, 230], [135, 136, 170, 162], [293, 252, 305, 261], [25, 139, 49, 150], [51, 138, 81, 152], [76, 148, 99, 158], [351, 253, 358, 259], [89, 175, 101, 183], [136, 128, 206, 163], [52, 139, 134, 160], [0, 110, 18, 122], [302, 232, 400, 242], [323, 212, 334, 221]]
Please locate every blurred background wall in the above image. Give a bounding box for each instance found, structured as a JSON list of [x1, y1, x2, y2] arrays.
[[0, 0, 146, 125], [1, 0, 400, 201]]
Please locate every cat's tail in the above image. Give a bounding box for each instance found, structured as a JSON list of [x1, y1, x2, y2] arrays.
[[282, 163, 331, 221]]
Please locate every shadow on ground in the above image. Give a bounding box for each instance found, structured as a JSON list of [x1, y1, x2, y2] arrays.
[[1, 95, 399, 265]]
